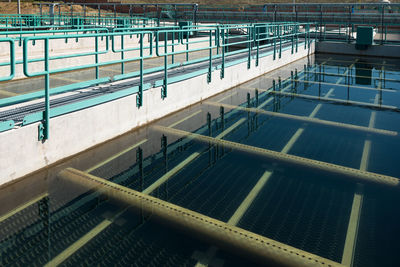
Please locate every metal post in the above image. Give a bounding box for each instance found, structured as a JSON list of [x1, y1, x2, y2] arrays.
[[247, 26, 251, 69], [44, 38, 50, 140], [121, 34, 125, 74], [162, 32, 168, 99], [319, 5, 323, 41], [220, 106, 225, 130], [98, 4, 101, 26], [207, 30, 212, 83], [221, 28, 225, 79], [381, 5, 385, 45], [83, 5, 86, 21], [95, 36, 99, 80], [193, 4, 198, 25], [17, 0, 21, 15], [138, 33, 144, 107]]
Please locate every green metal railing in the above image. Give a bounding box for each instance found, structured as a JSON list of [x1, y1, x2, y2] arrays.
[[0, 14, 159, 31], [0, 22, 314, 140]]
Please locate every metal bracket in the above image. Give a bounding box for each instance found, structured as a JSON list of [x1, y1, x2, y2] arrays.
[[161, 82, 167, 99], [136, 86, 143, 108], [207, 70, 212, 83], [38, 123, 45, 141]]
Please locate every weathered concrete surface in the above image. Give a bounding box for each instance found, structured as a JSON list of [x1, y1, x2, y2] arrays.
[[316, 41, 400, 58], [0, 42, 315, 185]]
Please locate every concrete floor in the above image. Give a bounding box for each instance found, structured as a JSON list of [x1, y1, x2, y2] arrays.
[[0, 48, 219, 99]]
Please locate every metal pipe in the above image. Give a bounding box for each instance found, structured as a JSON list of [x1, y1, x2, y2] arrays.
[[59, 167, 343, 267], [206, 102, 397, 136]]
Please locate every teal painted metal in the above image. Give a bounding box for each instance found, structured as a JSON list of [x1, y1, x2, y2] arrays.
[[0, 78, 110, 108], [0, 38, 15, 82], [0, 14, 158, 31], [0, 120, 14, 133], [22, 83, 152, 126]]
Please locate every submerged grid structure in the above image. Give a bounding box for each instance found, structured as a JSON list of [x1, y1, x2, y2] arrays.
[[0, 2, 400, 267]]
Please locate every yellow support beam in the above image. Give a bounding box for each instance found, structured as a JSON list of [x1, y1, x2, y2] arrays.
[[268, 90, 398, 111], [205, 102, 397, 137], [0, 193, 48, 223], [167, 110, 202, 128], [154, 125, 400, 188], [341, 64, 385, 266], [85, 139, 148, 173], [59, 168, 344, 267]]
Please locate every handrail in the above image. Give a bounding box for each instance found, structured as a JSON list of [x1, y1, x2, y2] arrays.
[[0, 38, 15, 82], [0, 22, 314, 139]]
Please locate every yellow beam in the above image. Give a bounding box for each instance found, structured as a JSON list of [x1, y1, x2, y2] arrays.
[[268, 90, 398, 111], [324, 58, 394, 66], [341, 65, 384, 266], [0, 193, 48, 223], [228, 171, 273, 225], [256, 75, 394, 93], [145, 118, 246, 194], [205, 102, 397, 137], [167, 110, 202, 128], [143, 152, 201, 194], [154, 125, 400, 188], [307, 70, 400, 83], [85, 139, 147, 173]]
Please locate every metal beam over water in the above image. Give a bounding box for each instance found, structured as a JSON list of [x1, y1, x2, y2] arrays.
[[58, 167, 343, 267], [206, 102, 397, 136], [154, 125, 400, 188]]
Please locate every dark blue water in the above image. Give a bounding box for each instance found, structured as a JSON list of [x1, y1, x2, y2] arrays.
[[1, 54, 399, 266]]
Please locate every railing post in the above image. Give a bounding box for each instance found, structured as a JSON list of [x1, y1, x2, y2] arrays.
[[247, 26, 251, 69], [95, 36, 99, 80], [137, 32, 144, 107], [279, 25, 282, 59], [273, 26, 276, 60], [171, 30, 175, 64], [207, 29, 212, 83], [221, 28, 225, 79], [43, 38, 50, 140], [319, 5, 323, 41], [381, 5, 385, 45], [256, 26, 259, 67], [162, 31, 168, 99], [121, 34, 125, 74]]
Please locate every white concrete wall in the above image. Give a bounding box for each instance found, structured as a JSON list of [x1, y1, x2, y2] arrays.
[[0, 42, 315, 185]]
